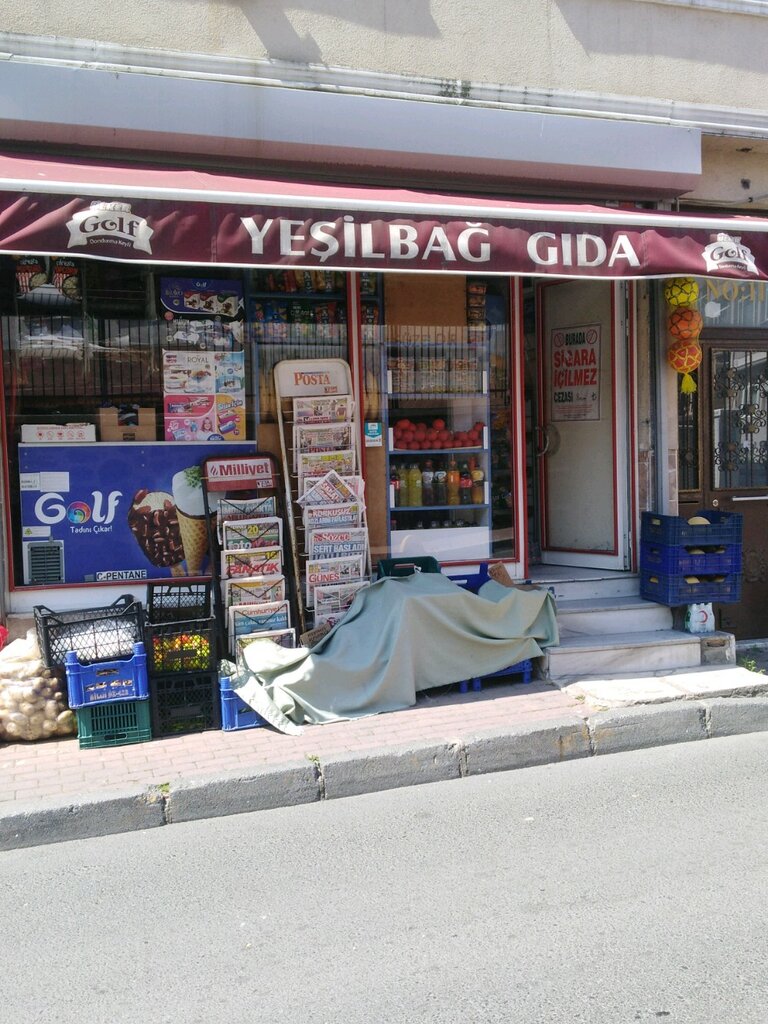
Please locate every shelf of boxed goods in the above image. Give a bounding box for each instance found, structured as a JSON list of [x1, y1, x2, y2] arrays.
[[383, 349, 492, 562]]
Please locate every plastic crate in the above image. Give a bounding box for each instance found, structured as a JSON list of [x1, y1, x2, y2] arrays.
[[75, 699, 152, 749], [640, 570, 742, 606], [34, 595, 144, 669], [640, 541, 742, 576], [446, 564, 490, 594], [460, 659, 533, 693], [65, 642, 148, 708], [640, 510, 743, 547], [146, 582, 212, 623], [150, 671, 221, 737], [144, 617, 216, 675], [220, 677, 267, 731], [377, 556, 441, 578]]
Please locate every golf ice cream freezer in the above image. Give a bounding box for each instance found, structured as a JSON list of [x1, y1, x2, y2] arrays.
[[18, 441, 255, 585]]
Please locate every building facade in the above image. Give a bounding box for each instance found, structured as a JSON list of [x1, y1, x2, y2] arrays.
[[2, 1, 768, 638]]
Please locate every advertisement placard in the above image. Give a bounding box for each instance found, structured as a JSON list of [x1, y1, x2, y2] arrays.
[[550, 323, 601, 422], [19, 442, 254, 584]]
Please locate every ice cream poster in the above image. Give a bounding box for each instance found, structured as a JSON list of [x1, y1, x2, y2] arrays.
[[163, 350, 246, 441], [18, 442, 254, 584]]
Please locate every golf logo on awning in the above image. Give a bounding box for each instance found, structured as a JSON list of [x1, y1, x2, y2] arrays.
[[66, 201, 154, 254], [702, 233, 758, 276]]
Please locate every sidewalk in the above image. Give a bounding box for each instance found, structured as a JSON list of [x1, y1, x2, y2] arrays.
[[3, 660, 768, 851]]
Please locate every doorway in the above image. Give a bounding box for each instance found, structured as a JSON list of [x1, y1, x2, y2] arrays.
[[528, 279, 633, 572], [680, 337, 768, 639]]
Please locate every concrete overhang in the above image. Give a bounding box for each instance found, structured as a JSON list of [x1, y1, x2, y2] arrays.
[[0, 59, 702, 199]]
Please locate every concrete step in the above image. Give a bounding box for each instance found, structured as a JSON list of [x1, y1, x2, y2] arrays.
[[539, 574, 641, 602], [556, 596, 673, 636], [544, 628, 701, 680]]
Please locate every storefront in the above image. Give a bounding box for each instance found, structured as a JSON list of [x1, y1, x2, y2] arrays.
[[2, 150, 768, 636]]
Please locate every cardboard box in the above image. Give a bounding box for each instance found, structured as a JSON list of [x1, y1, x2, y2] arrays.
[[98, 407, 157, 442], [21, 423, 96, 443]]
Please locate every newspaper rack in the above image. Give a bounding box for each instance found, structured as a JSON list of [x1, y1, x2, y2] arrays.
[[200, 451, 300, 656], [273, 358, 373, 635]]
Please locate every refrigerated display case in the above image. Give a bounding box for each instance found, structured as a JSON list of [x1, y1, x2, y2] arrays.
[[382, 330, 491, 561]]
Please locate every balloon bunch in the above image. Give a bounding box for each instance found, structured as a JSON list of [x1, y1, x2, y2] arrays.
[[663, 277, 702, 394]]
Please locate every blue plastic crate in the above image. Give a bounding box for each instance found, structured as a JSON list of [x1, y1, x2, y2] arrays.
[[640, 570, 742, 606], [460, 658, 533, 693], [641, 510, 742, 547], [220, 677, 267, 731], [446, 564, 491, 594], [640, 541, 742, 576], [65, 642, 148, 708]]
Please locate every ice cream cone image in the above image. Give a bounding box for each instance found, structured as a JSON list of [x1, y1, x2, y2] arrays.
[[172, 467, 210, 575], [127, 489, 185, 572]]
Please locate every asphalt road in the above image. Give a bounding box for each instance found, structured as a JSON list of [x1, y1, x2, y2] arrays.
[[3, 732, 768, 1024]]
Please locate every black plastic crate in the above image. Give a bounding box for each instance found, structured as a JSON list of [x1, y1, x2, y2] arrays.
[[150, 671, 221, 737], [146, 582, 212, 624], [34, 595, 144, 669], [144, 617, 216, 675]]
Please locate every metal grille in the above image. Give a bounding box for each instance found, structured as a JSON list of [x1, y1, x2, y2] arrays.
[[711, 348, 768, 488]]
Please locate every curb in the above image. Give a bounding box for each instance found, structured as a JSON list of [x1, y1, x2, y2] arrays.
[[3, 697, 768, 852]]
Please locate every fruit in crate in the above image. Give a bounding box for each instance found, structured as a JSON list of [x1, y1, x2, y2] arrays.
[[153, 632, 210, 670]]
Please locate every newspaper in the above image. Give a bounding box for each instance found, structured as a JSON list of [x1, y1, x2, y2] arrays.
[[302, 474, 365, 504], [308, 527, 369, 559], [293, 423, 354, 471], [314, 579, 370, 614], [303, 502, 363, 531], [228, 601, 291, 640], [297, 450, 356, 489], [224, 575, 285, 607], [222, 546, 283, 578], [222, 517, 283, 551], [297, 470, 359, 507], [217, 496, 277, 539], [235, 629, 296, 665], [305, 555, 365, 608], [293, 395, 354, 424]]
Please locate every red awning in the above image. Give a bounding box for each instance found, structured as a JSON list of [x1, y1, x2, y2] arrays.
[[1, 151, 767, 280]]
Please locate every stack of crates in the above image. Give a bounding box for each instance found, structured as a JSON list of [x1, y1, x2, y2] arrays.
[[144, 583, 220, 737], [639, 510, 743, 606], [34, 595, 149, 748]]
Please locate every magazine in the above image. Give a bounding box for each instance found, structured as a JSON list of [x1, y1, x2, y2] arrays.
[[305, 555, 365, 608]]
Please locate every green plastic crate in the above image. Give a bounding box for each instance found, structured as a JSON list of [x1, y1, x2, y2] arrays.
[[75, 698, 152, 749]]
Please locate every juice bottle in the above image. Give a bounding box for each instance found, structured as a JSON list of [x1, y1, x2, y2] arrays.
[[421, 460, 434, 506], [433, 461, 447, 505], [407, 462, 423, 507], [459, 462, 472, 504], [447, 457, 460, 505], [398, 462, 410, 505], [390, 465, 402, 507], [471, 463, 485, 504]]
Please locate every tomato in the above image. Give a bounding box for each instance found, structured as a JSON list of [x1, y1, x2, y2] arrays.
[[438, 429, 450, 441], [432, 418, 446, 431], [395, 419, 410, 430]]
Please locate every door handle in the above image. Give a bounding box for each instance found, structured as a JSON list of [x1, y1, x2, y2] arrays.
[[730, 494, 768, 501], [534, 426, 550, 457]]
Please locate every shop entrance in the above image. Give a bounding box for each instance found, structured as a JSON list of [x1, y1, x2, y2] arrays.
[[531, 279, 632, 571], [681, 338, 768, 639]]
